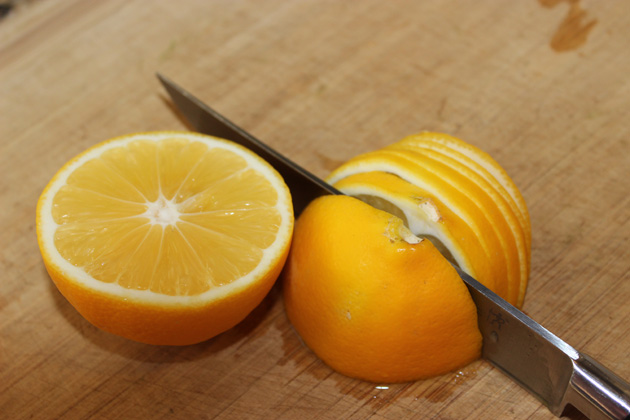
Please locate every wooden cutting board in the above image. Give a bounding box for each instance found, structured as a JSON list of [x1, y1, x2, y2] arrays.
[[1, 1, 629, 418]]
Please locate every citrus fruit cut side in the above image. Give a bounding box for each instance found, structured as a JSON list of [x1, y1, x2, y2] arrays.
[[36, 131, 294, 345], [283, 195, 482, 383]]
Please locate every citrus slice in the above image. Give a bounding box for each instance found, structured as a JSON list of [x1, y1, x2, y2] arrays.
[[283, 195, 482, 383], [36, 131, 294, 345]]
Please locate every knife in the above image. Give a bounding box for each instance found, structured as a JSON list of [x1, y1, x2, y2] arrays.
[[157, 73, 630, 420]]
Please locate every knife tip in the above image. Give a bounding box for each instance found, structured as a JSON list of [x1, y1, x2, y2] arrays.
[[156, 72, 167, 84]]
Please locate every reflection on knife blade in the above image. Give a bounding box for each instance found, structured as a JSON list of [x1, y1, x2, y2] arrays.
[[157, 73, 630, 420]]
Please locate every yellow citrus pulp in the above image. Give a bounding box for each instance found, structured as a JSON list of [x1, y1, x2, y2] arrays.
[[283, 132, 530, 382], [36, 131, 294, 345]]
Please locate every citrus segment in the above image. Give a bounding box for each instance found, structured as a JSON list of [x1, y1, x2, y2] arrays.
[[283, 195, 482, 383], [37, 131, 294, 345]]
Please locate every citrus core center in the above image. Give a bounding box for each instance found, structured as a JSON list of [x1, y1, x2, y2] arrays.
[[145, 196, 180, 226]]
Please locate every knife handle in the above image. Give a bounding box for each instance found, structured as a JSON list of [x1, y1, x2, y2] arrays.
[[562, 354, 630, 420]]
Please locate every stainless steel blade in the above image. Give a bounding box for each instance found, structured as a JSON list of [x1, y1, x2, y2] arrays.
[[157, 73, 630, 420]]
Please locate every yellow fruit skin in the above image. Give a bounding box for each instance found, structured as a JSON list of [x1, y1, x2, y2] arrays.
[[39, 245, 288, 345], [283, 195, 482, 383]]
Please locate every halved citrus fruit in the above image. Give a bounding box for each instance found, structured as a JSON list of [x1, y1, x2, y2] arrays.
[[284, 132, 530, 382], [36, 131, 294, 345], [283, 195, 482, 383]]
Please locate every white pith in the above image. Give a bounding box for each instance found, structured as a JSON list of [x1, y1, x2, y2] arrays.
[[143, 195, 181, 226]]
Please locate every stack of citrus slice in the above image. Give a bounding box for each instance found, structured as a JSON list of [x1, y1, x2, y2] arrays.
[[326, 132, 530, 307], [37, 132, 294, 345], [283, 131, 530, 382]]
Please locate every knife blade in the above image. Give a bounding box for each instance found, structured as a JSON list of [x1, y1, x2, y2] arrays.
[[157, 73, 630, 420]]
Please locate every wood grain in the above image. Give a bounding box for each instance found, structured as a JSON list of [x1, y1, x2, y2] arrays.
[[1, 1, 629, 419]]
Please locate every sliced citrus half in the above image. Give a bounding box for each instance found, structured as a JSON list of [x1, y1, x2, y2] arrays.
[[36, 131, 294, 345]]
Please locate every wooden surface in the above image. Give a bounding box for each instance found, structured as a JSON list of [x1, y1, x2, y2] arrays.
[[1, 1, 629, 419]]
